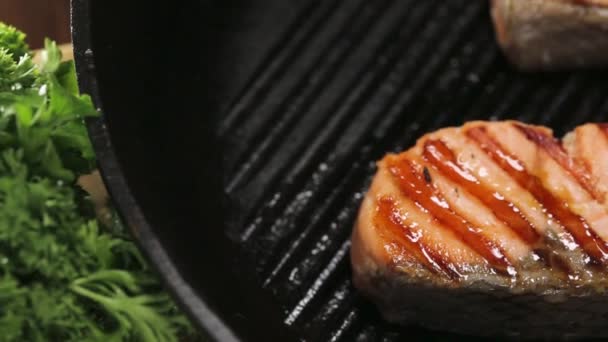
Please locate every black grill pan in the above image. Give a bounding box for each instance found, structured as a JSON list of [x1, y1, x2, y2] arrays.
[[71, 0, 608, 340]]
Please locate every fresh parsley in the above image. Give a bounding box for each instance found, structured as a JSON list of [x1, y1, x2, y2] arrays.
[[0, 23, 193, 341]]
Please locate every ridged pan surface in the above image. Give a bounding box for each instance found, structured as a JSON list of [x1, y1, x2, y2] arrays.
[[220, 0, 608, 340]]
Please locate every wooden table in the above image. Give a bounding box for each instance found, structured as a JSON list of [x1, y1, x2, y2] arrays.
[[0, 0, 71, 49], [33, 43, 73, 64]]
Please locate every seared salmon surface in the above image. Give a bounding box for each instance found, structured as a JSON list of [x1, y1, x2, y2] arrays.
[[352, 121, 608, 339]]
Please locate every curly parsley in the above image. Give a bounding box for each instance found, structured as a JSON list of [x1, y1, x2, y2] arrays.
[[0, 24, 193, 341]]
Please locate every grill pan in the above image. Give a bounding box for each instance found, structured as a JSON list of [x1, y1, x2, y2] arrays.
[[71, 0, 608, 340]]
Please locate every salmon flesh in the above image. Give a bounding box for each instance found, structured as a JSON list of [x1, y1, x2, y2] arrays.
[[352, 121, 608, 339]]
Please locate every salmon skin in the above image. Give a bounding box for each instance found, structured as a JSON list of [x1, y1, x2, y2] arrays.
[[351, 121, 608, 340], [491, 0, 608, 70]]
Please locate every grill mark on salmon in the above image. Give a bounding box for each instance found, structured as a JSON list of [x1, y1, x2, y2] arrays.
[[597, 125, 608, 173], [565, 127, 598, 205], [422, 139, 541, 245], [599, 124, 608, 138], [385, 156, 513, 274], [565, 124, 608, 209], [467, 127, 608, 264], [515, 123, 603, 202], [598, 125, 608, 197], [592, 125, 608, 205], [375, 197, 460, 279]]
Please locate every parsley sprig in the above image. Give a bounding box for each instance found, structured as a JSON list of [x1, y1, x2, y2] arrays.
[[0, 23, 193, 341]]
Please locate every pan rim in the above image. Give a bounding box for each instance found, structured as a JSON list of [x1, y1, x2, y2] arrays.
[[69, 1, 239, 341]]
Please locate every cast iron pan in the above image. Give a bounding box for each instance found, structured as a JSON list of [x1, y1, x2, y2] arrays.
[[71, 0, 608, 341]]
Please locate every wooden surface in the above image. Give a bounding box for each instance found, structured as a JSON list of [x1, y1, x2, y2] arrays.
[[33, 43, 73, 64], [0, 0, 71, 49]]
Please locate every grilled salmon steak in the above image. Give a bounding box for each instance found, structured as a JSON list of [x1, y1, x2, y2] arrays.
[[351, 121, 608, 339], [492, 0, 608, 70]]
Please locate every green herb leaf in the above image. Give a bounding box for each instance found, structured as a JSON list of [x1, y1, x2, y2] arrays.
[[0, 23, 194, 341], [0, 23, 29, 60]]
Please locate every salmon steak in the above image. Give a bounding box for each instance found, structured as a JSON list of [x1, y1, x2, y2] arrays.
[[351, 121, 608, 339], [491, 0, 608, 70]]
